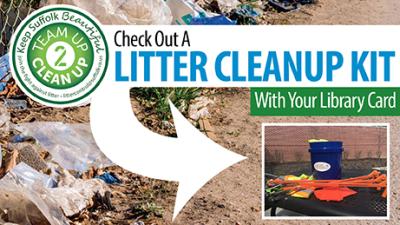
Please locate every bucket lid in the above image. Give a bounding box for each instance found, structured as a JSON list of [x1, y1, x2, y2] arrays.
[[309, 141, 343, 153]]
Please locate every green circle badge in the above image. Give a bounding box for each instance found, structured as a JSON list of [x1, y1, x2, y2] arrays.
[[10, 5, 108, 107]]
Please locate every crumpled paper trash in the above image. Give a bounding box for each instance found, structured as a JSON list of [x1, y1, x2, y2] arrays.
[[188, 96, 214, 121]]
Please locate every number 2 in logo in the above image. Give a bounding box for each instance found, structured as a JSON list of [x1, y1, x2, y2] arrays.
[[55, 45, 67, 67], [46, 41, 75, 71]]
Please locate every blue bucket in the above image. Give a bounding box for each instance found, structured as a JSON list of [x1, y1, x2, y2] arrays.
[[309, 141, 343, 180]]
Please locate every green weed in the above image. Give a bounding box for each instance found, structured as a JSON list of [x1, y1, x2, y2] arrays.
[[130, 88, 201, 120]]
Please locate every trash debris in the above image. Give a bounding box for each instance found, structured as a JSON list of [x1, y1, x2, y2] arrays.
[[0, 163, 70, 225], [188, 96, 214, 121], [0, 103, 10, 130], [49, 177, 110, 217], [46, 0, 172, 24], [268, 0, 315, 12], [131, 221, 145, 225], [92, 191, 114, 210], [9, 143, 49, 173], [17, 122, 113, 172], [227, 4, 260, 25], [216, 0, 240, 13], [96, 171, 122, 184], [0, 55, 22, 98], [0, 150, 19, 178], [5, 163, 56, 188], [199, 118, 217, 140], [0, 54, 11, 92], [10, 134, 35, 143], [161, 120, 175, 130], [166, 0, 209, 25], [268, 0, 298, 12], [3, 99, 28, 110], [190, 15, 236, 25]]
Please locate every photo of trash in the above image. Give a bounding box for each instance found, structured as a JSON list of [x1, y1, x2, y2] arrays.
[[263, 125, 388, 217], [1, 0, 400, 225]]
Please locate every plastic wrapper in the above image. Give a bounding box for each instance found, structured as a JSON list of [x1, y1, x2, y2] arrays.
[[17, 122, 113, 172], [50, 178, 110, 216], [166, 0, 210, 25], [0, 163, 69, 225], [217, 0, 240, 12], [0, 54, 11, 92], [0, 163, 109, 222], [45, 0, 172, 24], [7, 163, 56, 188]]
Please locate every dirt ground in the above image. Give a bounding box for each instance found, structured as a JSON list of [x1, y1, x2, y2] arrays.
[[264, 0, 400, 24]]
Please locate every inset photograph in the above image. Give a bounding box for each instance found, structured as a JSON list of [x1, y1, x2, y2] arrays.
[[262, 124, 389, 219]]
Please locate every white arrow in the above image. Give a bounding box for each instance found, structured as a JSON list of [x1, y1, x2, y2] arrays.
[[90, 80, 246, 220]]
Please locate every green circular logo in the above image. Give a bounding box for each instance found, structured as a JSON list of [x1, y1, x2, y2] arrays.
[[10, 6, 108, 107], [27, 23, 94, 89]]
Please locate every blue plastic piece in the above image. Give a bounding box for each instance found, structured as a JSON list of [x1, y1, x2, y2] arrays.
[[0, 54, 11, 91], [190, 15, 236, 25], [96, 172, 121, 184], [309, 141, 343, 180]]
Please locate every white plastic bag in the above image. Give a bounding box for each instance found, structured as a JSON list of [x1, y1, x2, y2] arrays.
[[45, 0, 172, 24], [0, 163, 109, 222], [0, 163, 69, 225], [50, 178, 109, 216], [17, 122, 113, 172], [217, 0, 240, 12]]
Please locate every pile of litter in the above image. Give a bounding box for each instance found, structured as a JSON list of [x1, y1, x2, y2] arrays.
[[42, 0, 316, 26], [268, 0, 315, 12], [0, 97, 176, 224], [0, 103, 117, 224], [0, 54, 23, 101]]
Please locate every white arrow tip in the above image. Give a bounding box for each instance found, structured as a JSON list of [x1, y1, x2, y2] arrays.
[[168, 100, 247, 220]]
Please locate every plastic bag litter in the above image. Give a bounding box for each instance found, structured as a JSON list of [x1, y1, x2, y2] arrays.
[[49, 176, 110, 217], [217, 0, 240, 12], [0, 54, 11, 92], [17, 122, 113, 172], [190, 15, 236, 25], [166, 0, 210, 25], [45, 0, 172, 25], [3, 99, 28, 110], [7, 162, 56, 188], [0, 163, 69, 225]]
